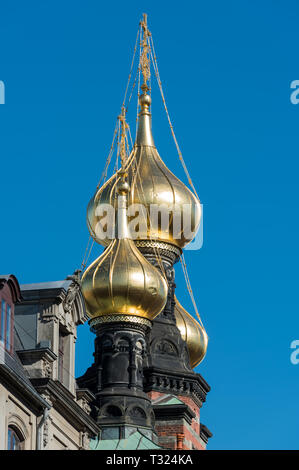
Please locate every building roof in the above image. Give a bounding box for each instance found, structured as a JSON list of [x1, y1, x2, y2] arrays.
[[20, 280, 72, 291], [0, 342, 50, 412], [90, 431, 162, 450], [19, 276, 88, 325], [154, 395, 184, 406]]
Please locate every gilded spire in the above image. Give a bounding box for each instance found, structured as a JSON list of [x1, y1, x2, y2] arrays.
[[116, 109, 130, 239], [136, 93, 154, 147], [136, 14, 154, 146]]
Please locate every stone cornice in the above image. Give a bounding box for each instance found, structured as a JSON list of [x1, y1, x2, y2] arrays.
[[16, 347, 57, 364], [153, 403, 195, 425], [200, 423, 213, 443], [19, 285, 87, 326], [143, 367, 211, 408], [76, 388, 96, 403], [19, 287, 67, 304], [0, 363, 50, 413], [30, 377, 100, 436]]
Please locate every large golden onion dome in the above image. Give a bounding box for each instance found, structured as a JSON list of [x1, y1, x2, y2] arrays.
[[174, 296, 208, 368], [81, 174, 168, 323], [87, 92, 201, 250]]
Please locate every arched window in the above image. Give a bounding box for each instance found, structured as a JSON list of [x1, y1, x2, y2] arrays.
[[0, 298, 13, 353], [7, 427, 23, 450], [0, 275, 20, 354]]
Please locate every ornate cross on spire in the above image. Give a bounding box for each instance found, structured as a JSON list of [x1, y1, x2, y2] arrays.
[[140, 13, 151, 93]]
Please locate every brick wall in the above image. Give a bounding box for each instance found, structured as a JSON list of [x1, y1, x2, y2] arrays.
[[149, 391, 206, 450]]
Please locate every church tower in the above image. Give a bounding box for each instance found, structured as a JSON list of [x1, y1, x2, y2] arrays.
[[77, 14, 212, 450]]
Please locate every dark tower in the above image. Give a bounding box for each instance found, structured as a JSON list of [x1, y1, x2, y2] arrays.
[[79, 114, 168, 442], [79, 317, 155, 439]]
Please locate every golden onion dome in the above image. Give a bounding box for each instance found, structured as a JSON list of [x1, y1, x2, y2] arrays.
[[81, 177, 168, 322], [87, 93, 201, 250], [174, 296, 208, 368]]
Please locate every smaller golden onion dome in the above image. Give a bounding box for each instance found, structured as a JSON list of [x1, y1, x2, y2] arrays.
[[174, 296, 208, 368], [81, 174, 168, 322]]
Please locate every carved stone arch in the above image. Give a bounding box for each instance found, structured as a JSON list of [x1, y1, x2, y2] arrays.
[[101, 403, 124, 418], [62, 270, 87, 326], [133, 336, 146, 354], [114, 333, 131, 352], [102, 332, 113, 343], [150, 410, 155, 427], [72, 290, 87, 325], [181, 342, 192, 368], [115, 331, 132, 344], [127, 405, 147, 420], [151, 338, 179, 357], [8, 413, 28, 441]]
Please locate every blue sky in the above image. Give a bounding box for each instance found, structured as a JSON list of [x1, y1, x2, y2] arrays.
[[1, 0, 299, 449]]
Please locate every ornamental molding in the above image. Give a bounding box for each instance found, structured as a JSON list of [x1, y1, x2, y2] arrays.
[[90, 315, 152, 329], [7, 413, 29, 440], [135, 240, 181, 255]]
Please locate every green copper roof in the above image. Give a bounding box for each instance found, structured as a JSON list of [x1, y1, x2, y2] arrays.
[[155, 396, 184, 406], [90, 431, 162, 450]]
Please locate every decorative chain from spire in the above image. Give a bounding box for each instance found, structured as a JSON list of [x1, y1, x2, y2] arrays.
[[140, 13, 151, 93]]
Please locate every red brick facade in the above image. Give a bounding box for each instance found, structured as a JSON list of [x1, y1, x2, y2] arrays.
[[148, 391, 208, 450]]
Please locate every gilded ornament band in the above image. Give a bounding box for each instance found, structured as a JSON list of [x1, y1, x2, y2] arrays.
[[89, 314, 152, 329], [135, 240, 181, 257]]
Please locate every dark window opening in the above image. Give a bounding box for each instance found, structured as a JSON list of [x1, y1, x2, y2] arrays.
[[7, 427, 23, 450], [101, 427, 120, 440]]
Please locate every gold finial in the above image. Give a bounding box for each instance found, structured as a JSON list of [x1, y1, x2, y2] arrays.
[[137, 14, 153, 144], [140, 13, 151, 93]]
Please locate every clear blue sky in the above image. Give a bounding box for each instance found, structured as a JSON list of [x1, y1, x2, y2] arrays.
[[1, 0, 299, 450]]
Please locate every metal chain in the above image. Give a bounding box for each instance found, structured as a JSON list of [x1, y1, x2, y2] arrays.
[[180, 253, 204, 327], [122, 28, 140, 110], [148, 33, 204, 324], [81, 26, 140, 272], [149, 35, 200, 201]]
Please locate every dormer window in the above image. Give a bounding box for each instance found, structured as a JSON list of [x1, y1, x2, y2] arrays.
[[0, 297, 13, 353], [0, 275, 20, 355]]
